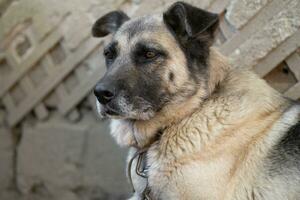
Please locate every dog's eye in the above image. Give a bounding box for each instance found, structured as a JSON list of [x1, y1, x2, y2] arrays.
[[145, 51, 157, 59]]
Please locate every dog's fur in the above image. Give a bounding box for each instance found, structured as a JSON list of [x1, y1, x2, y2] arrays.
[[92, 2, 300, 199]]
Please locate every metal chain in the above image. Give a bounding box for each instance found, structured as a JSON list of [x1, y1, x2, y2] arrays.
[[127, 148, 153, 200]]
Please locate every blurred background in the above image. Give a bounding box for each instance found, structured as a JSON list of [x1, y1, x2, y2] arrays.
[[0, 0, 299, 199]]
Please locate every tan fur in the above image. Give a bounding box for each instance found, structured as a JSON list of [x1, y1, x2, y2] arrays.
[[110, 49, 299, 200], [207, 49, 231, 94]]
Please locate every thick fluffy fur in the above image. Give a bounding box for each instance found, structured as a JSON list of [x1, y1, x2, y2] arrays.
[[112, 50, 300, 200], [92, 2, 300, 199]]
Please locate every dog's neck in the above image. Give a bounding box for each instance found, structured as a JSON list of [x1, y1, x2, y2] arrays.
[[110, 48, 232, 148]]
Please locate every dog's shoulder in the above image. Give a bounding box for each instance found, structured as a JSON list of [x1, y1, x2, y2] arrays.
[[250, 103, 300, 199], [273, 104, 300, 158], [267, 102, 300, 171]]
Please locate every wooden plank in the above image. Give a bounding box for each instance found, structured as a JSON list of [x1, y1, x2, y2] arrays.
[[0, 29, 62, 97], [6, 36, 102, 126], [57, 47, 105, 115], [2, 94, 14, 111], [254, 30, 300, 77], [19, 74, 49, 120], [58, 66, 105, 115], [8, 27, 37, 64], [66, 108, 81, 122], [44, 91, 59, 108], [53, 83, 70, 113], [284, 82, 300, 100], [74, 64, 87, 80], [42, 54, 55, 75], [34, 103, 49, 120], [43, 54, 58, 109], [1, 50, 18, 72], [220, 0, 293, 55], [20, 76, 34, 94], [55, 84, 68, 100], [285, 52, 300, 81], [208, 0, 231, 14]]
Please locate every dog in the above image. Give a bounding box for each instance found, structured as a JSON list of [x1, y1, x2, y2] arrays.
[[92, 2, 300, 199]]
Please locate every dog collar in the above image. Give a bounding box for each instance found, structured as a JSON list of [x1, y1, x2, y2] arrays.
[[127, 128, 165, 200], [127, 147, 152, 200]]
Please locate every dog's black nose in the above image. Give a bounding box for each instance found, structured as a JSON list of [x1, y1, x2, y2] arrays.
[[94, 83, 115, 105]]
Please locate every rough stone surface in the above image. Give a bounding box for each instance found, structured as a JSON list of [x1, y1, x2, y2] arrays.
[[131, 0, 214, 17], [0, 128, 14, 193], [0, 0, 125, 48], [17, 119, 87, 196], [226, 0, 269, 29], [82, 119, 129, 199], [17, 114, 129, 199], [229, 0, 300, 68]]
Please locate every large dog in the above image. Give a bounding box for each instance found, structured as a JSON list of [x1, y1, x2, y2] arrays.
[[92, 2, 300, 200]]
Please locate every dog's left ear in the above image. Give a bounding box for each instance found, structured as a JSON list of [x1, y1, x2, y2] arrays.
[[163, 2, 219, 41], [92, 11, 130, 37]]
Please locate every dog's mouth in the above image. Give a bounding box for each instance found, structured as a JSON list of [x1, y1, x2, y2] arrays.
[[96, 100, 121, 118], [102, 104, 121, 117], [96, 96, 157, 120], [103, 105, 120, 116]]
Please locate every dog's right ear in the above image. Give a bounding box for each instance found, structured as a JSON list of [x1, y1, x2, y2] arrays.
[[92, 11, 129, 37]]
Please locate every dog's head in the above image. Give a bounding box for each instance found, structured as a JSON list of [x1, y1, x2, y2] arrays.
[[93, 2, 219, 120]]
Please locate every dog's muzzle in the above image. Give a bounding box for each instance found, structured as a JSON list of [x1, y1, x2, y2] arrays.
[[94, 82, 115, 105], [94, 82, 122, 117]]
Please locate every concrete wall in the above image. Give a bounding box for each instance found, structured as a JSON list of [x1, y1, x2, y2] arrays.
[[0, 0, 299, 199]]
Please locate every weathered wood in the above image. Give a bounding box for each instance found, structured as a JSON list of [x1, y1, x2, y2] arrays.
[[0, 53, 13, 78], [254, 30, 300, 78], [58, 66, 105, 115], [55, 84, 68, 100], [6, 36, 101, 126], [66, 109, 81, 122], [285, 52, 300, 81], [74, 64, 88, 80], [220, 0, 292, 55], [8, 27, 36, 63], [0, 28, 62, 97], [57, 48, 105, 115], [44, 92, 59, 109], [20, 76, 49, 120], [2, 94, 14, 112], [284, 82, 300, 100], [20, 76, 34, 94], [34, 103, 49, 121], [42, 54, 55, 74], [208, 0, 231, 14]]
